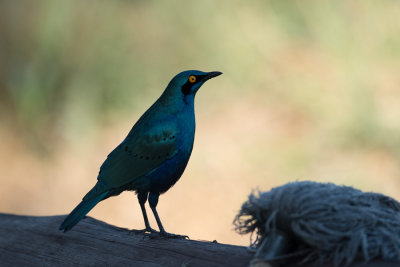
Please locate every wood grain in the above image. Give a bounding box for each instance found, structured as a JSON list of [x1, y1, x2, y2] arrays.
[[0, 213, 252, 266], [2, 213, 398, 267]]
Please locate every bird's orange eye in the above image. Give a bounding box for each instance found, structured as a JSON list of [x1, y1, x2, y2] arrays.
[[188, 75, 196, 83]]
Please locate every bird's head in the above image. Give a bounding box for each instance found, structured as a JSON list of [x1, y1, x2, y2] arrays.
[[161, 70, 222, 104]]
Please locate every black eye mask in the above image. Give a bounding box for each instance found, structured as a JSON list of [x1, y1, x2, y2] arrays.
[[181, 75, 207, 95]]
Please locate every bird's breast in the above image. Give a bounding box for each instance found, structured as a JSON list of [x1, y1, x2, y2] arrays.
[[147, 113, 195, 194]]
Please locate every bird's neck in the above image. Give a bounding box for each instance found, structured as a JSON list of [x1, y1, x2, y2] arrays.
[[156, 93, 195, 116]]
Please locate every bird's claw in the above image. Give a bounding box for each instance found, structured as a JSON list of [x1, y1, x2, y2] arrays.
[[152, 231, 189, 240], [128, 228, 188, 240], [168, 233, 189, 240], [129, 227, 158, 235]]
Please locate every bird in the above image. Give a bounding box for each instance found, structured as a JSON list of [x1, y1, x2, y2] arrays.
[[59, 70, 222, 238]]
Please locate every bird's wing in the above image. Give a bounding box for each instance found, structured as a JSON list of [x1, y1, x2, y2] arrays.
[[98, 126, 179, 189]]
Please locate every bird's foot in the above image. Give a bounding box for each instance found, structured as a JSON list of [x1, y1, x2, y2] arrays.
[[162, 232, 189, 240], [129, 227, 158, 235], [149, 230, 189, 240]]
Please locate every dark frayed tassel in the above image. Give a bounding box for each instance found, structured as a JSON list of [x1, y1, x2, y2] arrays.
[[235, 181, 400, 267]]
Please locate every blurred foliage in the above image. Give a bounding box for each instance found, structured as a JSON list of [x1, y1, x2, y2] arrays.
[[0, 0, 399, 159], [0, 1, 398, 144]]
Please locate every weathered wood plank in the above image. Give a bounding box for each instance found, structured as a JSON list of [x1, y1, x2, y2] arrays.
[[0, 213, 253, 266], [2, 213, 398, 267]]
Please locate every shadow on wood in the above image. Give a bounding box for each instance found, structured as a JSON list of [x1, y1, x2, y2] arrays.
[[0, 213, 252, 266]]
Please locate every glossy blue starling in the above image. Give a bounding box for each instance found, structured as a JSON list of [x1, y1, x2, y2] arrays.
[[59, 70, 222, 238]]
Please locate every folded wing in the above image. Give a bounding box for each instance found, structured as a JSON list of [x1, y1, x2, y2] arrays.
[[98, 126, 179, 189]]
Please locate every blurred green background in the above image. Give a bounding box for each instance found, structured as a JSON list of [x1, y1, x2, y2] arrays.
[[1, 0, 400, 245]]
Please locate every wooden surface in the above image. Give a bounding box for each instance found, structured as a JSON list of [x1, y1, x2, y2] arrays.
[[0, 213, 253, 266], [2, 213, 399, 267]]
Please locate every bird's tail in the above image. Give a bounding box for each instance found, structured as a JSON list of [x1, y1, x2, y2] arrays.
[[59, 188, 108, 233]]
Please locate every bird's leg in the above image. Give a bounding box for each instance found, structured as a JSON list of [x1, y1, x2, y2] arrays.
[[148, 193, 165, 233], [148, 193, 188, 239], [130, 192, 157, 234]]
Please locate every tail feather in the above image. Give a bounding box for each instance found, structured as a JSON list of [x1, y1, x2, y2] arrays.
[[59, 191, 108, 232]]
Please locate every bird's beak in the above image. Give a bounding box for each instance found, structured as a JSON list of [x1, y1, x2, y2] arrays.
[[191, 71, 222, 94], [202, 71, 222, 82]]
